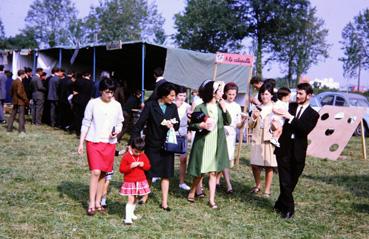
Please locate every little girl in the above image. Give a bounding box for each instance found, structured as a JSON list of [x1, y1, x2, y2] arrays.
[[119, 137, 151, 225], [270, 87, 291, 147], [216, 82, 247, 193]]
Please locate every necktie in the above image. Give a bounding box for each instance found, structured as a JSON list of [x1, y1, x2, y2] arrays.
[[296, 106, 303, 119]]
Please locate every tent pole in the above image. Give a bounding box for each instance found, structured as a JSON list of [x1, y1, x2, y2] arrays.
[[141, 43, 146, 103], [235, 66, 253, 166], [58, 48, 62, 68], [92, 46, 96, 82]]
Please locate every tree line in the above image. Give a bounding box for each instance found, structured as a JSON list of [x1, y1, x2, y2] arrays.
[[0, 0, 367, 87]]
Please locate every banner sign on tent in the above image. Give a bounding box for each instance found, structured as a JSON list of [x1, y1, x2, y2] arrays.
[[215, 52, 253, 66], [106, 41, 122, 50]]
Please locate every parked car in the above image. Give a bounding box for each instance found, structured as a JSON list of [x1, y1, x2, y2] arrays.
[[310, 91, 369, 136]]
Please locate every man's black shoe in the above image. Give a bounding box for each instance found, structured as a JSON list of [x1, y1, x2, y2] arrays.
[[281, 211, 294, 219]]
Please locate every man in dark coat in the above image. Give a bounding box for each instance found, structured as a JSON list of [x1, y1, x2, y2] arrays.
[[146, 67, 167, 102], [274, 83, 319, 219], [72, 72, 93, 136], [7, 70, 28, 133], [47, 68, 61, 127], [30, 68, 46, 125]]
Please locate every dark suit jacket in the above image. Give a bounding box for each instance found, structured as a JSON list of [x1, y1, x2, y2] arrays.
[[275, 102, 319, 160], [31, 75, 46, 100], [131, 100, 179, 149], [146, 79, 168, 102], [72, 78, 93, 107], [47, 76, 60, 100]]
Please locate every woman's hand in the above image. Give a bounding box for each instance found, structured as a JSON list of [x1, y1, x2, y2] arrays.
[[199, 122, 207, 130], [166, 121, 173, 129], [282, 111, 293, 120], [109, 132, 117, 139], [252, 109, 260, 120], [77, 143, 84, 155]]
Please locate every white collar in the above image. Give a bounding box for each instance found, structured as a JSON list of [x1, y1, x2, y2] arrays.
[[156, 76, 164, 83]]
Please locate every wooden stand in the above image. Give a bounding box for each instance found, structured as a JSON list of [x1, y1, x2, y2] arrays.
[[360, 120, 367, 160]]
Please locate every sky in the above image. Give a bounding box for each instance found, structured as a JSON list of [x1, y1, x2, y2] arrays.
[[0, 0, 368, 88]]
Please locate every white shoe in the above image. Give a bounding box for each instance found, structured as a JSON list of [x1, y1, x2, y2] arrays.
[[152, 177, 161, 183], [270, 138, 280, 148], [179, 183, 191, 191]]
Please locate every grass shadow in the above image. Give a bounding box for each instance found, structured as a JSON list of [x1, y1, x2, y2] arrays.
[[57, 181, 125, 216], [304, 174, 369, 198]]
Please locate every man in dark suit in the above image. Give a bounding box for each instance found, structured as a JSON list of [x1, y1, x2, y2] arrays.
[[30, 68, 46, 125], [274, 83, 319, 219], [47, 68, 61, 127], [146, 67, 167, 102]]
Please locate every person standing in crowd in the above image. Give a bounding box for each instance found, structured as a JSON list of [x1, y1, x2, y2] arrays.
[[7, 70, 28, 134], [147, 67, 167, 102], [77, 78, 124, 216], [131, 82, 179, 210], [274, 83, 319, 219], [119, 137, 151, 225], [72, 72, 94, 136], [248, 83, 277, 198], [23, 67, 33, 114], [58, 71, 75, 130], [48, 68, 61, 127], [187, 81, 231, 209], [0, 65, 7, 124], [30, 68, 46, 125], [216, 82, 247, 194], [250, 76, 263, 107], [5, 70, 13, 103], [176, 85, 192, 191], [117, 89, 142, 142]]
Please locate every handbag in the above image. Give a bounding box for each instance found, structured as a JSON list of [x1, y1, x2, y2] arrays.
[[190, 111, 207, 123], [163, 128, 187, 154]]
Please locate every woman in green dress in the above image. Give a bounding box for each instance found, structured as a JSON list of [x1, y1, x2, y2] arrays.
[[187, 80, 231, 209]]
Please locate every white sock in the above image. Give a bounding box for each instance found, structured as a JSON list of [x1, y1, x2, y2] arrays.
[[124, 203, 134, 224]]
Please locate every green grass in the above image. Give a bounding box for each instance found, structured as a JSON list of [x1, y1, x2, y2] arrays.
[[1, 119, 369, 238]]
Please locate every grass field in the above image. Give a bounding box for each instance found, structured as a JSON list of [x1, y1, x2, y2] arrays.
[[1, 119, 369, 239]]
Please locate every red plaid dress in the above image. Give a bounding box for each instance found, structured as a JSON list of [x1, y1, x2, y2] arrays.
[[119, 151, 151, 196]]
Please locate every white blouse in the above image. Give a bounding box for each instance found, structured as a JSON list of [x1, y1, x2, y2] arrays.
[[81, 98, 124, 144]]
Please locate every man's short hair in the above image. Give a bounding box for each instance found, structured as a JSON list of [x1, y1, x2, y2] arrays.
[[250, 76, 262, 85], [36, 68, 43, 74], [297, 83, 313, 95], [18, 69, 25, 76], [153, 67, 163, 78], [24, 67, 32, 73]]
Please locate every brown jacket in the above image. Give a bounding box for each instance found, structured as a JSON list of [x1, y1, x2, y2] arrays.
[[11, 78, 28, 106]]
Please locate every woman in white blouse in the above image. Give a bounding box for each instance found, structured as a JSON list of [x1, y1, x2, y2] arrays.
[[77, 78, 124, 216]]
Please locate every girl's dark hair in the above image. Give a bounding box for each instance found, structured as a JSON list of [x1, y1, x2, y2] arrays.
[[99, 77, 116, 92], [157, 82, 177, 99], [131, 137, 145, 151], [199, 81, 215, 103], [177, 85, 187, 94], [223, 82, 239, 99], [277, 87, 291, 100], [258, 83, 274, 103]]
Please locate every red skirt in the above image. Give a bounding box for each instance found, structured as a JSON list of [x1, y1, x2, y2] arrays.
[[86, 141, 116, 172], [119, 180, 151, 196]]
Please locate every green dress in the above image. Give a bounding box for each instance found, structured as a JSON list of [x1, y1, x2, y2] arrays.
[[187, 102, 231, 176]]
